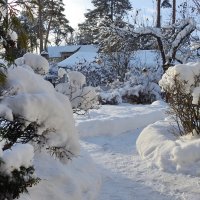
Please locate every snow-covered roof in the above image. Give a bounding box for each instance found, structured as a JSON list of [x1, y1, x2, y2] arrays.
[[47, 45, 81, 58], [57, 45, 99, 68]]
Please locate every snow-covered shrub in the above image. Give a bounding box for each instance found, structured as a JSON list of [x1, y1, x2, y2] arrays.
[[57, 67, 66, 79], [0, 63, 80, 198], [99, 66, 162, 105], [55, 71, 98, 113], [15, 53, 49, 75], [67, 71, 86, 88], [159, 62, 200, 135], [99, 90, 122, 105], [0, 142, 39, 200], [71, 59, 115, 87], [1, 66, 80, 159]]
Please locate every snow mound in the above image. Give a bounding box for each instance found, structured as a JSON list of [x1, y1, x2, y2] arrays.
[[2, 144, 34, 174], [137, 119, 200, 176], [15, 53, 50, 75], [20, 149, 101, 200], [76, 101, 167, 137]]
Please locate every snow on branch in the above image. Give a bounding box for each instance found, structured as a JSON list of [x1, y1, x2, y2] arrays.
[[168, 18, 196, 60], [99, 17, 196, 70]]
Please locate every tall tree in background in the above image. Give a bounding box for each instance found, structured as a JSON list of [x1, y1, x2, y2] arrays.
[[90, 0, 132, 21], [78, 0, 132, 44], [25, 0, 73, 53], [42, 0, 73, 50], [18, 11, 38, 53]]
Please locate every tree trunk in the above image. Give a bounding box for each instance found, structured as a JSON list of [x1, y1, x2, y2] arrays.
[[172, 0, 176, 24], [110, 0, 114, 21], [38, 0, 43, 53], [44, 17, 52, 51], [156, 0, 161, 28]]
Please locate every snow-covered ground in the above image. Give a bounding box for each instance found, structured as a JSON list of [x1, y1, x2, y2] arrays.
[[76, 102, 200, 200], [18, 101, 200, 199]]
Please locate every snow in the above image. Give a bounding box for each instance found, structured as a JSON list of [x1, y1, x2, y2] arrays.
[[159, 62, 200, 104], [76, 101, 167, 137], [76, 102, 200, 199], [57, 45, 99, 68], [55, 71, 98, 111], [47, 45, 81, 58], [8, 30, 18, 42], [0, 5, 6, 18], [20, 149, 101, 200], [130, 50, 162, 68], [57, 67, 66, 78], [1, 49, 199, 199], [15, 57, 25, 66], [1, 66, 80, 159], [0, 63, 101, 200], [192, 86, 200, 104], [15, 53, 49, 76], [56, 83, 97, 110], [136, 118, 200, 176], [57, 48, 161, 70], [23, 53, 49, 75], [67, 71, 86, 88], [2, 144, 34, 174], [168, 18, 196, 59], [0, 95, 199, 199]]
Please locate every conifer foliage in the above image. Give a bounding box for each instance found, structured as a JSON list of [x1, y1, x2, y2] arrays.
[[78, 0, 132, 44]]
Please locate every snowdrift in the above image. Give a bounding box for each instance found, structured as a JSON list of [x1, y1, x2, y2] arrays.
[[76, 101, 167, 137], [20, 149, 101, 200], [137, 119, 200, 176]]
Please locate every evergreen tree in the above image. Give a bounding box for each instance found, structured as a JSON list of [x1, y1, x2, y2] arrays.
[[25, 0, 73, 52], [78, 0, 132, 44], [42, 0, 73, 50]]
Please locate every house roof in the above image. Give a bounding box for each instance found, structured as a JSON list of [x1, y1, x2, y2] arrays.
[[57, 45, 99, 68], [47, 45, 81, 58]]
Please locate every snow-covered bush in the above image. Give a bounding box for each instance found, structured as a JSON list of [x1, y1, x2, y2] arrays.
[[70, 59, 115, 87], [67, 71, 86, 88], [55, 71, 98, 112], [1, 66, 80, 159], [159, 62, 200, 135], [99, 66, 162, 105], [15, 53, 49, 75], [0, 142, 39, 200], [99, 90, 122, 105], [0, 61, 80, 198]]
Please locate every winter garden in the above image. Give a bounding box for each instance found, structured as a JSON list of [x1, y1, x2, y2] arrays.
[[0, 0, 199, 199]]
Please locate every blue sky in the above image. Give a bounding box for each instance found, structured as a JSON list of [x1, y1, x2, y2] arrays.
[[64, 0, 155, 29]]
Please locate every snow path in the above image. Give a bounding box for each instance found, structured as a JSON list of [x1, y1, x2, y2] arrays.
[[80, 126, 200, 199]]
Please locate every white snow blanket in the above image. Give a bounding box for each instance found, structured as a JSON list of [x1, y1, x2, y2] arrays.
[[20, 150, 101, 200], [76, 101, 167, 137], [137, 118, 200, 176]]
